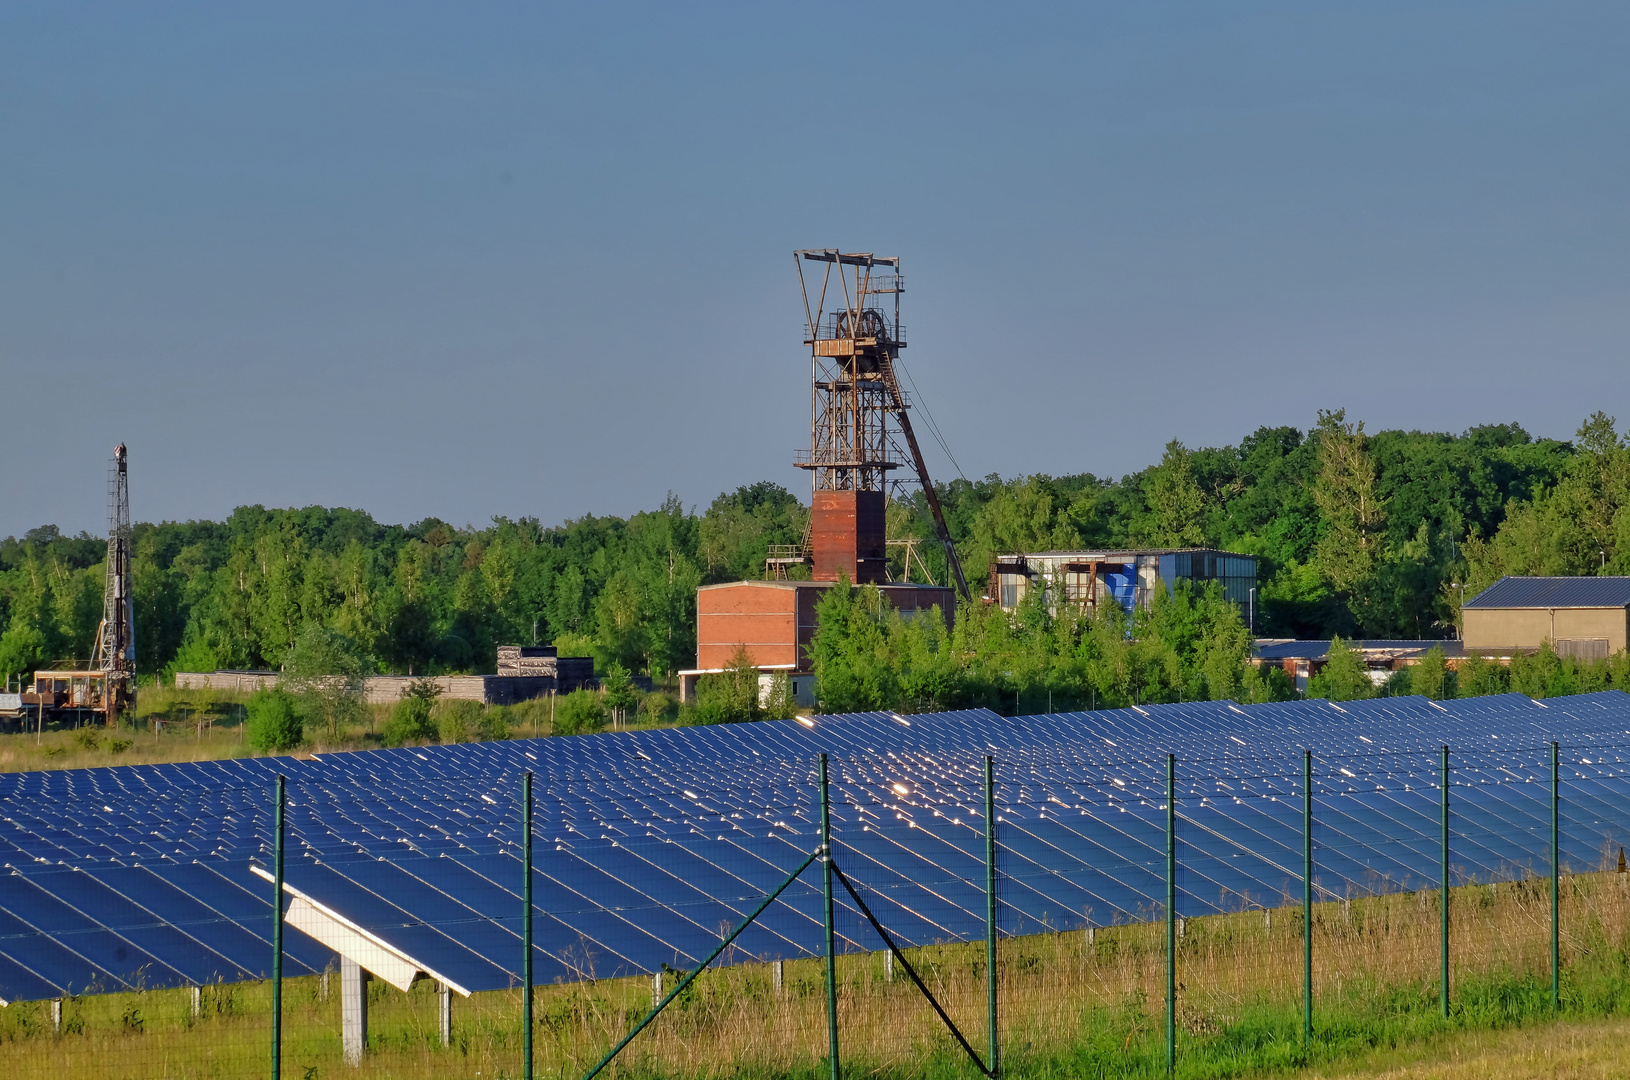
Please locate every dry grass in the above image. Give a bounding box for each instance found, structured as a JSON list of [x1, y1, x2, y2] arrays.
[[4, 872, 1630, 1078], [0, 684, 256, 773], [1313, 1015, 1630, 1078], [0, 686, 684, 774]]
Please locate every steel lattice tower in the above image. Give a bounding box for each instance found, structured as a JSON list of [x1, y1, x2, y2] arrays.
[[93, 443, 135, 723], [793, 251, 970, 598]]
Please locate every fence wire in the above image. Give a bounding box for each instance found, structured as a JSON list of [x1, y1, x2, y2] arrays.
[[3, 739, 1630, 1078]]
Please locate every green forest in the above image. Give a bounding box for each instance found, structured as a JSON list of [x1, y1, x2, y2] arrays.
[[3, 409, 1629, 712]]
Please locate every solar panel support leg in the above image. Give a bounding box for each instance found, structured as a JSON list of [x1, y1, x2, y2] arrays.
[[651, 972, 662, 1009], [342, 955, 368, 1066], [50, 999, 61, 1034], [883, 950, 893, 982], [773, 960, 784, 994], [191, 985, 201, 1018], [439, 982, 452, 1047]]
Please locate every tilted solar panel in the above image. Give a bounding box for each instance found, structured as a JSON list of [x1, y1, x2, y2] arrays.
[[2, 692, 1630, 1001]]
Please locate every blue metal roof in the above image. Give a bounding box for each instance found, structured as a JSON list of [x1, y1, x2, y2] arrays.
[[1254, 639, 1463, 660], [1464, 576, 1630, 609]]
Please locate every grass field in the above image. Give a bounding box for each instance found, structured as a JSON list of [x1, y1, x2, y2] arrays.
[[4, 870, 1630, 1078], [0, 685, 684, 774], [1311, 1015, 1630, 1078]]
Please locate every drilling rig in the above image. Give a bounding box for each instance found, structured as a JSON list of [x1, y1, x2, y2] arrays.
[[787, 250, 971, 600], [93, 443, 136, 723], [9, 445, 136, 729]]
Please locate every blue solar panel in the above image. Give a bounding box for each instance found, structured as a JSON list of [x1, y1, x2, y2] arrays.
[[3, 691, 1630, 1001]]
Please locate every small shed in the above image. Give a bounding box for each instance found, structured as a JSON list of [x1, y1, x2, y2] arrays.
[[1462, 577, 1630, 659]]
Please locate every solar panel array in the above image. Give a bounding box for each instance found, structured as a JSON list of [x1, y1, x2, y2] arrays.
[[2, 690, 1629, 1005]]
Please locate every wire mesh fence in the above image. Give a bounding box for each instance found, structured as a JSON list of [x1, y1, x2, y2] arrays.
[[3, 725, 1630, 1078]]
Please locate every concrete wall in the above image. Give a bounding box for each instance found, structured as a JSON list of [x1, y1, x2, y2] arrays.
[[174, 671, 281, 694], [173, 672, 560, 705], [1463, 607, 1629, 653]]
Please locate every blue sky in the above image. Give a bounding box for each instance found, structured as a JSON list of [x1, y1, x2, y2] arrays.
[[3, 3, 1627, 536]]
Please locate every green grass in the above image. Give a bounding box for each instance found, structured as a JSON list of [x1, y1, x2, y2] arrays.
[[6, 875, 1630, 1078]]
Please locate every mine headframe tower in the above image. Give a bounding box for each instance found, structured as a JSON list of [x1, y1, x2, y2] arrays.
[[92, 443, 135, 723], [790, 250, 970, 600]]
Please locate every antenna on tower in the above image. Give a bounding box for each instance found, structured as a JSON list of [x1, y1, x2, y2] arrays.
[[91, 443, 135, 725], [792, 250, 971, 601]]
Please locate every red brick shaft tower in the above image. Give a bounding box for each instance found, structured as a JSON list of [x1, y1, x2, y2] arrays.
[[794, 250, 970, 598]]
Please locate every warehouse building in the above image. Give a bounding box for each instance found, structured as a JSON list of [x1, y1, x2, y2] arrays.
[[1462, 577, 1630, 659], [990, 548, 1258, 622], [1254, 639, 1464, 693], [680, 579, 955, 705]]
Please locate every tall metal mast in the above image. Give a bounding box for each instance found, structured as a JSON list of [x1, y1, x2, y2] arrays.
[[793, 251, 971, 601], [92, 443, 135, 723]]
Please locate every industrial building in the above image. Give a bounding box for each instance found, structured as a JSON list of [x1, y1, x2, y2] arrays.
[[1462, 577, 1630, 658], [682, 579, 954, 704], [1254, 639, 1465, 693], [990, 548, 1258, 621], [680, 250, 968, 705]]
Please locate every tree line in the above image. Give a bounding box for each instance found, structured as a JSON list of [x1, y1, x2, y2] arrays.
[[3, 410, 1627, 706]]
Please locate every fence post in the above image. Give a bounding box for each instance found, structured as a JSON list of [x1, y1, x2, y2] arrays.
[[1552, 740, 1560, 1010], [820, 753, 840, 1080], [1166, 752, 1176, 1076], [1303, 749, 1313, 1049], [984, 754, 999, 1078], [1440, 745, 1450, 1018], [272, 774, 285, 1080], [522, 770, 534, 1080]]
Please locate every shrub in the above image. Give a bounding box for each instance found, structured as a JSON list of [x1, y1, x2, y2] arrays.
[[500, 697, 552, 736], [601, 662, 638, 707], [436, 699, 484, 744], [1458, 652, 1511, 697], [382, 695, 437, 746], [689, 646, 761, 725], [72, 728, 101, 752], [280, 622, 369, 742], [637, 690, 678, 725], [1308, 636, 1375, 701], [1410, 644, 1456, 699], [246, 689, 303, 753], [474, 709, 511, 741], [553, 689, 607, 736]]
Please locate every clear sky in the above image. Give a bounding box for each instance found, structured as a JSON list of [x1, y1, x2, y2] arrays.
[[3, 2, 1627, 538]]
